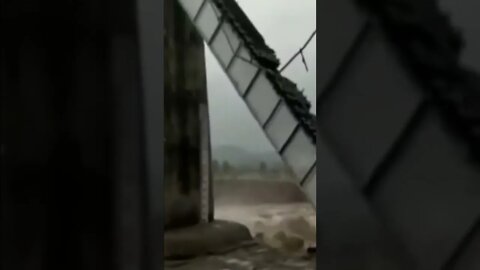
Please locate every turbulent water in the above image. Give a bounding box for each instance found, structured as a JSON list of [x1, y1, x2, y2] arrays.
[[215, 202, 316, 255], [213, 178, 316, 256], [165, 180, 316, 269]]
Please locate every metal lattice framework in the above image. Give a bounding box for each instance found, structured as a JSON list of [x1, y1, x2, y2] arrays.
[[177, 0, 317, 206]]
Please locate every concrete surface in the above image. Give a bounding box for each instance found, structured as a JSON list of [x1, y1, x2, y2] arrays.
[[164, 0, 208, 229], [164, 220, 253, 259]]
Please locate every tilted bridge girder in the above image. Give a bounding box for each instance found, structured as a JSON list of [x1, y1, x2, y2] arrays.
[[177, 0, 317, 206]]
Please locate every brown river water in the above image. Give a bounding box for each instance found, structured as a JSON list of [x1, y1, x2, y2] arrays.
[[214, 180, 316, 256]]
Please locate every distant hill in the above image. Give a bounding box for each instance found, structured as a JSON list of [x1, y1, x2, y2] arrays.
[[212, 145, 283, 169]]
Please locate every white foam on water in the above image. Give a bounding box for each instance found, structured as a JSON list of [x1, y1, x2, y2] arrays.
[[215, 202, 316, 254]]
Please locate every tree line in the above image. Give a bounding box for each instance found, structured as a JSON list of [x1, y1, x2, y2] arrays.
[[211, 160, 272, 173]]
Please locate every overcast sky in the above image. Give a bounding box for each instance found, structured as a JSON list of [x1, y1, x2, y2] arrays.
[[205, 0, 316, 153]]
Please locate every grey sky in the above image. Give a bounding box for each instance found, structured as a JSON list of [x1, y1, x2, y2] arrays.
[[205, 0, 316, 153]]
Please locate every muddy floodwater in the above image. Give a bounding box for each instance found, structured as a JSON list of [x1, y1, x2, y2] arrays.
[[216, 202, 316, 255], [214, 180, 316, 256], [165, 180, 316, 270]]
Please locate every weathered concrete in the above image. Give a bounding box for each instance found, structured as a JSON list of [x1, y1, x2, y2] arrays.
[[164, 220, 253, 259], [164, 0, 209, 229]]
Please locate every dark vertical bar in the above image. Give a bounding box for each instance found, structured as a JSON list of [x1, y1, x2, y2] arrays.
[[0, 1, 115, 268], [1, 0, 160, 269], [0, 2, 7, 267], [136, 0, 165, 269]]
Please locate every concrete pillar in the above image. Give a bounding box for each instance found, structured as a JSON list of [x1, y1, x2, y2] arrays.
[[162, 3, 252, 260], [164, 0, 211, 230]]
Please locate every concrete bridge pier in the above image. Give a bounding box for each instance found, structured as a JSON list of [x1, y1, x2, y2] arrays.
[[163, 0, 252, 258], [164, 0, 208, 230]]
